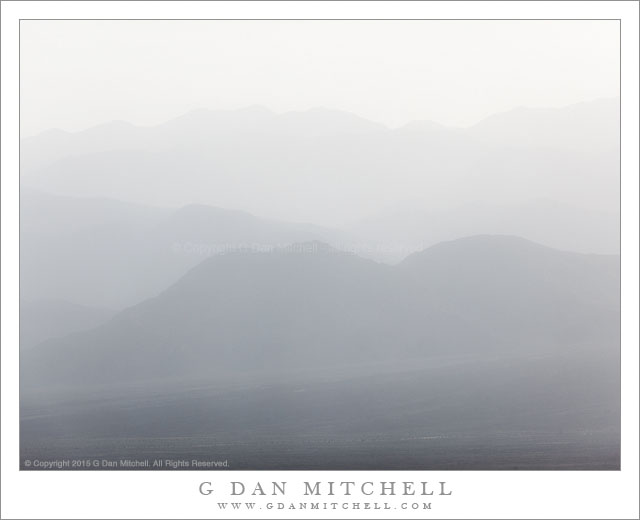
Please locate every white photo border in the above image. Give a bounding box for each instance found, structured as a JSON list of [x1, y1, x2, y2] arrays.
[[2, 2, 638, 519]]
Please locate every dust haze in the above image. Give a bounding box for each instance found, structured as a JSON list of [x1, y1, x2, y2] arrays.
[[20, 20, 620, 470]]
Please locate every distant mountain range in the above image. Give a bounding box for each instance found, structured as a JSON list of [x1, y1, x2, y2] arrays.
[[20, 187, 618, 312], [20, 189, 349, 308], [22, 235, 619, 391], [353, 199, 619, 257], [21, 98, 619, 225], [19, 99, 621, 470]]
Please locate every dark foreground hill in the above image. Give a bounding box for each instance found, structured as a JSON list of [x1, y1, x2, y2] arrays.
[[22, 235, 618, 389], [20, 236, 620, 469]]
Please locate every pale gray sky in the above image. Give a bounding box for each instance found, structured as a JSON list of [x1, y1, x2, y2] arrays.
[[20, 20, 619, 137]]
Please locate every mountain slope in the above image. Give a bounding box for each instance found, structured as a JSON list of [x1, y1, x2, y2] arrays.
[[22, 236, 619, 390], [400, 235, 619, 349], [20, 299, 115, 349], [20, 191, 349, 308]]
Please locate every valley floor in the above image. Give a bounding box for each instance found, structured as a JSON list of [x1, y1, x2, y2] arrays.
[[20, 354, 620, 471], [20, 430, 619, 471]]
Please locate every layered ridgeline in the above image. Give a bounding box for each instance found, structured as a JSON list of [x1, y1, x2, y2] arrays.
[[353, 200, 619, 257], [21, 236, 620, 468], [21, 99, 619, 229], [20, 189, 619, 318], [22, 236, 619, 390], [19, 98, 620, 468], [20, 189, 349, 309]]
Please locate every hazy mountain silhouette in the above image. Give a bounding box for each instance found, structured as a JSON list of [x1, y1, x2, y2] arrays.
[[20, 106, 386, 173], [467, 97, 619, 152], [400, 235, 619, 349], [22, 236, 619, 390], [21, 235, 620, 469], [19, 99, 621, 469], [353, 199, 620, 259], [20, 187, 171, 236], [20, 189, 350, 309], [20, 99, 619, 225]]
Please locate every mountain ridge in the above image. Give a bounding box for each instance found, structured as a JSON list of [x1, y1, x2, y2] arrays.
[[22, 97, 619, 140], [21, 97, 619, 225], [22, 234, 620, 391]]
